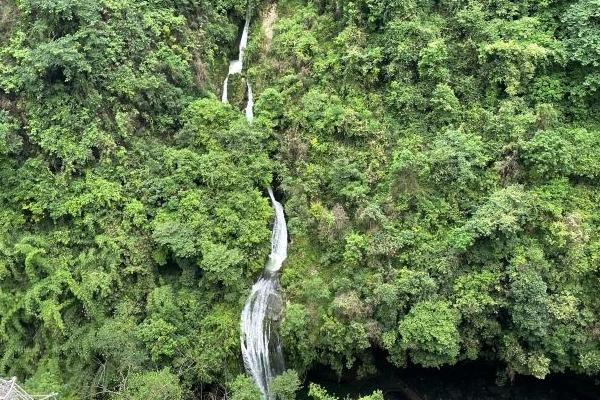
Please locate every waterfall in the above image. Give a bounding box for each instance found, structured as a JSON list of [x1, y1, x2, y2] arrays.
[[240, 189, 287, 398], [220, 9, 288, 399], [221, 17, 250, 103], [240, 276, 285, 396], [245, 81, 254, 122], [264, 187, 287, 273]]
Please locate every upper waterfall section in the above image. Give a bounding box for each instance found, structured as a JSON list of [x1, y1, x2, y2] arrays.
[[222, 18, 251, 104]]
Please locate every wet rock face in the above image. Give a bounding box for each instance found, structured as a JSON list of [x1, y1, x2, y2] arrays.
[[0, 0, 17, 38], [227, 73, 249, 111], [261, 3, 277, 54], [267, 289, 284, 322]]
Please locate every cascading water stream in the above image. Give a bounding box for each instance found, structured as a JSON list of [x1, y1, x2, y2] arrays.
[[240, 188, 287, 398], [222, 17, 250, 103], [220, 9, 287, 399], [245, 81, 254, 122]]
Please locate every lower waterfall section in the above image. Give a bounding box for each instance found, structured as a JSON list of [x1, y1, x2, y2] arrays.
[[240, 187, 288, 398], [240, 273, 285, 397]]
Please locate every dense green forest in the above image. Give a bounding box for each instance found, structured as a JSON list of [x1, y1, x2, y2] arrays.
[[1, 0, 599, 398]]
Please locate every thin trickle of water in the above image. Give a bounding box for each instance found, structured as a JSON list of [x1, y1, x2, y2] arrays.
[[222, 76, 229, 103], [245, 81, 254, 123], [220, 8, 288, 399], [239, 18, 250, 58]]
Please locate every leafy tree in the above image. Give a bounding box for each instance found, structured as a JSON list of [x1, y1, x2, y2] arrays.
[[270, 369, 301, 400], [398, 301, 461, 368], [115, 369, 183, 400], [563, 1, 600, 68], [229, 375, 262, 400], [308, 383, 384, 400]]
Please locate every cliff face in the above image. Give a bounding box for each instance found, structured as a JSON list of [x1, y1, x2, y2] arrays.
[[0, 0, 16, 38]]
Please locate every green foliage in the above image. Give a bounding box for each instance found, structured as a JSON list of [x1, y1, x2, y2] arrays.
[[252, 0, 600, 382], [398, 301, 461, 368], [580, 350, 600, 375], [308, 383, 384, 400], [522, 127, 600, 179], [270, 369, 301, 400], [115, 369, 183, 400], [509, 267, 549, 339], [561, 0, 600, 99], [23, 358, 65, 398], [308, 384, 337, 400], [563, 0, 600, 67], [229, 375, 262, 400]]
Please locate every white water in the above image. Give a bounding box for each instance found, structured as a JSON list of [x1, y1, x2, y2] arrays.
[[220, 9, 288, 399], [240, 268, 286, 398], [245, 81, 254, 122], [222, 18, 250, 103], [265, 188, 287, 272], [240, 188, 287, 396]]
